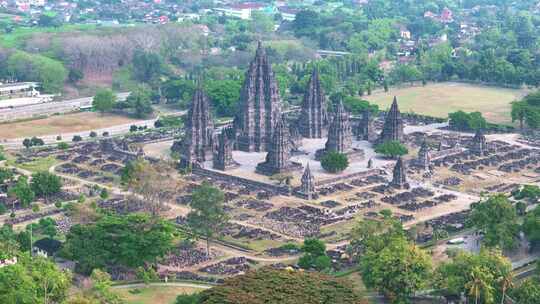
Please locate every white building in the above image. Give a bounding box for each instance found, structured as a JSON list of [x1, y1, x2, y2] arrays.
[[214, 3, 266, 20]]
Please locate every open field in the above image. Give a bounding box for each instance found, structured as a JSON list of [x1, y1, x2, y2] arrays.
[[365, 82, 527, 124], [0, 112, 141, 139], [113, 285, 204, 304]]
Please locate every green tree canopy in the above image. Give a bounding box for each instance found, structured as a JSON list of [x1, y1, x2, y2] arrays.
[[435, 249, 512, 303], [63, 213, 175, 274], [196, 267, 367, 304], [30, 171, 62, 202], [468, 194, 520, 250], [449, 111, 487, 131], [7, 51, 67, 93], [92, 89, 116, 114], [186, 182, 228, 256], [375, 141, 408, 158], [8, 176, 35, 208], [320, 151, 349, 173]]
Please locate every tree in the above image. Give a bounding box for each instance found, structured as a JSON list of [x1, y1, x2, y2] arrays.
[[124, 159, 179, 217], [8, 176, 35, 208], [7, 51, 67, 93], [186, 182, 229, 256], [298, 239, 331, 271], [22, 138, 32, 149], [435, 249, 512, 303], [360, 237, 432, 303], [57, 142, 69, 150], [197, 267, 366, 304], [126, 86, 154, 118], [92, 89, 116, 114], [375, 141, 408, 158], [523, 205, 540, 248], [510, 278, 540, 304], [0, 168, 14, 184], [132, 50, 167, 83], [511, 101, 528, 129], [0, 255, 71, 304], [468, 194, 519, 250], [448, 111, 487, 131], [63, 213, 175, 274], [204, 79, 241, 117], [320, 152, 349, 173], [30, 172, 62, 203], [342, 96, 378, 115], [250, 11, 274, 34]]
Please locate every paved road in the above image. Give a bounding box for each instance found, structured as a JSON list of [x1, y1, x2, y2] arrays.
[[0, 92, 130, 122]]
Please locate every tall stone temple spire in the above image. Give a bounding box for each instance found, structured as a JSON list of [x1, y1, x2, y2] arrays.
[[470, 129, 487, 156], [256, 117, 301, 176], [391, 156, 408, 189], [299, 163, 316, 200], [324, 100, 352, 153], [298, 69, 328, 138], [379, 96, 404, 143], [415, 140, 431, 171], [357, 109, 376, 142], [236, 41, 282, 152], [213, 127, 239, 171], [173, 87, 214, 167]]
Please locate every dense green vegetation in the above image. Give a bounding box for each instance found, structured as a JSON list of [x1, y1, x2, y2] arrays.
[[374, 141, 408, 158], [320, 151, 349, 173], [187, 267, 367, 304]]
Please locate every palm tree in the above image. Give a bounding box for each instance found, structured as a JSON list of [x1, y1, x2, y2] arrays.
[[465, 266, 494, 304], [498, 272, 514, 304]]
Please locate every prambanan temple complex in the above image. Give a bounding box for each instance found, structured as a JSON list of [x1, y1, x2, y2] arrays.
[[170, 41, 508, 203]]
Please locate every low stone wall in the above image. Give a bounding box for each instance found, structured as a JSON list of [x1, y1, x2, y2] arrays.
[[431, 147, 465, 160], [316, 169, 386, 187], [192, 167, 290, 196]]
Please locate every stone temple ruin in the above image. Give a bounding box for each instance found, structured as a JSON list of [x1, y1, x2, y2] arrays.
[[297, 69, 328, 138], [415, 140, 431, 172], [256, 117, 302, 176], [173, 87, 214, 168], [315, 100, 364, 161], [235, 41, 282, 152], [390, 156, 409, 189], [356, 109, 377, 142], [470, 129, 487, 156], [296, 163, 317, 200], [213, 127, 239, 171], [379, 96, 404, 144]]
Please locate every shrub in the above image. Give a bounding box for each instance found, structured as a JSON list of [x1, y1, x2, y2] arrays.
[[102, 131, 110, 137], [320, 152, 349, 173], [31, 204, 40, 212], [72, 135, 83, 142], [89, 131, 97, 138], [56, 135, 62, 141], [57, 142, 69, 150], [100, 188, 109, 199], [375, 140, 408, 158], [0, 203, 6, 215], [129, 125, 138, 132], [54, 201, 62, 208]]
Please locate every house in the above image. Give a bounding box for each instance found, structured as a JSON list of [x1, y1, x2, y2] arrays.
[[278, 6, 298, 21], [215, 2, 267, 20]]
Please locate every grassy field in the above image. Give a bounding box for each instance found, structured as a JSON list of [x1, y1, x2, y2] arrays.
[[113, 285, 204, 304], [365, 82, 527, 124], [0, 112, 140, 139], [7, 155, 58, 173]]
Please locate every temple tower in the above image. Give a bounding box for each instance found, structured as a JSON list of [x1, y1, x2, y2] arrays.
[[379, 96, 404, 143], [324, 100, 352, 153], [213, 127, 239, 171], [357, 109, 376, 142], [300, 163, 316, 200], [173, 88, 214, 167], [391, 156, 408, 189], [416, 140, 431, 171], [235, 41, 282, 152], [256, 118, 301, 176], [298, 69, 328, 138], [470, 129, 487, 156]]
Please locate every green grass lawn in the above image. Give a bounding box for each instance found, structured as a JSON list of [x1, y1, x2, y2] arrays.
[[0, 24, 98, 48], [114, 286, 204, 304], [7, 155, 58, 173], [365, 82, 527, 125]]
